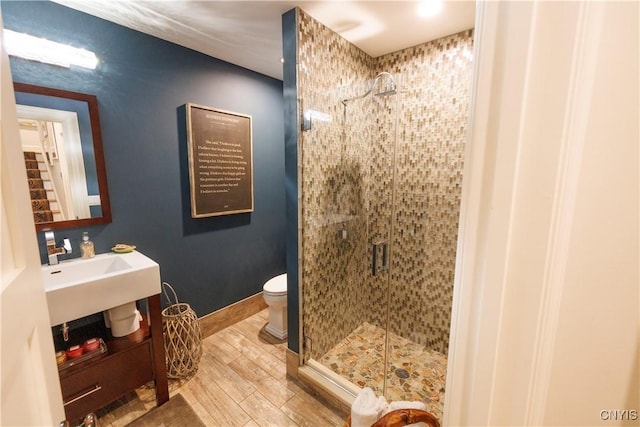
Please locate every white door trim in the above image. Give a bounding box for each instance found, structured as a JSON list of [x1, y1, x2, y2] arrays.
[[444, 1, 628, 425]]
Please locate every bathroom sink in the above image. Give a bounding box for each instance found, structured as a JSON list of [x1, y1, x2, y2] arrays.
[[42, 250, 161, 326]]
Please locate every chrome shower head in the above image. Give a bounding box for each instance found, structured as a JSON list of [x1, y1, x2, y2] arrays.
[[342, 71, 397, 105], [372, 72, 397, 96]]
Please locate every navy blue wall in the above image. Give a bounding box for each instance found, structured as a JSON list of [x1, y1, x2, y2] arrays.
[[3, 1, 286, 317]]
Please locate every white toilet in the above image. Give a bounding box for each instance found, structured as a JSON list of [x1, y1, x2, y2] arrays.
[[263, 273, 287, 339]]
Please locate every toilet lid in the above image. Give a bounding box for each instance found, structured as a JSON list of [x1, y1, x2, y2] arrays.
[[264, 273, 287, 295]]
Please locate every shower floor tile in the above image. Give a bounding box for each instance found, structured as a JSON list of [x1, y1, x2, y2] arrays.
[[318, 322, 447, 420]]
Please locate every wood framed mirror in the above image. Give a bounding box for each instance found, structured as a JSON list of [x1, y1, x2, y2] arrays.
[[14, 82, 112, 231]]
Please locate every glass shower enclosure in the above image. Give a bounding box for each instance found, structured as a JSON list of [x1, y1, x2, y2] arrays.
[[299, 71, 453, 419]]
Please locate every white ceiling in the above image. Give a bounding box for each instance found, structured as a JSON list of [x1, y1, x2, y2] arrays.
[[53, 1, 475, 80]]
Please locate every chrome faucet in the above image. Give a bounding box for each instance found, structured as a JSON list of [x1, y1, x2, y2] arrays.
[[45, 231, 72, 265]]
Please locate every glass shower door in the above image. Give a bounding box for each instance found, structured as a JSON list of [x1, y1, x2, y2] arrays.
[[299, 77, 400, 398], [299, 88, 378, 386]]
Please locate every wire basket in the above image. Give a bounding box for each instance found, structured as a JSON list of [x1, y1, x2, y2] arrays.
[[161, 282, 202, 379]]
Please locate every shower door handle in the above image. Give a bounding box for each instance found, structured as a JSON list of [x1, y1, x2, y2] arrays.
[[381, 243, 388, 272], [372, 241, 389, 276], [372, 242, 380, 276]]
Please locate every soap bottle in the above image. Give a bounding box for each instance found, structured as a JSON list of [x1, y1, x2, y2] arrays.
[[80, 232, 95, 259]]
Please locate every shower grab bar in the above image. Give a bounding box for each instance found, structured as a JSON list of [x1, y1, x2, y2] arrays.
[[372, 241, 389, 276]]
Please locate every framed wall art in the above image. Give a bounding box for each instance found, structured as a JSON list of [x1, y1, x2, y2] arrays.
[[186, 103, 253, 217]]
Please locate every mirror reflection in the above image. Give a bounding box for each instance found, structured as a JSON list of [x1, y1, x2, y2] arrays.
[[14, 83, 112, 231]]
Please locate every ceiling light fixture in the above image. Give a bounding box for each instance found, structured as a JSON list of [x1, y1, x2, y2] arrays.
[[417, 0, 444, 18], [3, 29, 98, 69]]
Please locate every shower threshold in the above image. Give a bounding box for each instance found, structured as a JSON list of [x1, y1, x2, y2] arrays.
[[298, 359, 360, 412]]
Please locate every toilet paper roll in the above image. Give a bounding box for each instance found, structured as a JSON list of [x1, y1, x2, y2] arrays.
[[107, 301, 138, 320], [110, 309, 142, 337]]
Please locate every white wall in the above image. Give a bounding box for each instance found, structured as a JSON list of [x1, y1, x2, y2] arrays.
[[446, 1, 639, 426], [543, 3, 639, 425]]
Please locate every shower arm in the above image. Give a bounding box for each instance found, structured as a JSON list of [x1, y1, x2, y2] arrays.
[[341, 88, 372, 106]]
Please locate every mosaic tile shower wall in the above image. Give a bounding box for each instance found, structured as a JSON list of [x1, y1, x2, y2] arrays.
[[298, 8, 375, 361], [297, 7, 473, 361], [376, 31, 474, 354]]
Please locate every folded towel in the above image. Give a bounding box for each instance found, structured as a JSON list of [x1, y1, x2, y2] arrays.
[[351, 388, 388, 427]]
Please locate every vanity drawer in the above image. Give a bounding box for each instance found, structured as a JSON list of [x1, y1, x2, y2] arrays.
[[60, 339, 154, 422]]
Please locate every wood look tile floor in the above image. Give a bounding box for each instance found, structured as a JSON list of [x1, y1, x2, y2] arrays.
[[97, 310, 346, 427]]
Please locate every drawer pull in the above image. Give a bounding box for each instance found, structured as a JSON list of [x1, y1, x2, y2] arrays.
[[64, 384, 102, 406]]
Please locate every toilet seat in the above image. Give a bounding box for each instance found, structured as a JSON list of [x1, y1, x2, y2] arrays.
[[263, 273, 287, 296]]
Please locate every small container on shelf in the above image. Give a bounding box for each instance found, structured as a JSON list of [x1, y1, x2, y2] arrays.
[[55, 351, 67, 365], [66, 345, 83, 359], [83, 338, 100, 352]]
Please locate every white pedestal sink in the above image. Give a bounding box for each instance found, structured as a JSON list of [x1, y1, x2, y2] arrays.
[[42, 250, 161, 326]]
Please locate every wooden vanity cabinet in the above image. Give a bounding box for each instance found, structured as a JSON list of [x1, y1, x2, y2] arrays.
[[58, 294, 169, 423]]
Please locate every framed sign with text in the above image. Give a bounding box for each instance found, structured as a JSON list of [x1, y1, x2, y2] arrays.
[[186, 103, 254, 217]]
